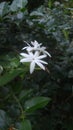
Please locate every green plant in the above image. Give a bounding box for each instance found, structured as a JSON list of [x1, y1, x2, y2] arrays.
[[0, 0, 73, 130]]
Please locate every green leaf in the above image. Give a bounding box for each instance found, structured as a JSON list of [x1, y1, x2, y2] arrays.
[[0, 110, 6, 128], [0, 2, 9, 17], [25, 96, 51, 112], [0, 110, 9, 129], [0, 69, 23, 87], [19, 89, 33, 101], [68, 70, 73, 78], [19, 120, 32, 130], [10, 0, 28, 12]]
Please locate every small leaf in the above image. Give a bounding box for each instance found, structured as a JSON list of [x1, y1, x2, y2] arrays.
[[25, 96, 51, 112], [30, 11, 43, 17], [10, 0, 28, 12]]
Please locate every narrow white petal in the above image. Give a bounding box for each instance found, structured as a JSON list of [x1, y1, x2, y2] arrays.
[[27, 47, 33, 52], [34, 41, 42, 48], [20, 53, 29, 57], [35, 61, 45, 70], [39, 43, 42, 46], [30, 61, 35, 74], [34, 51, 40, 57], [44, 51, 51, 57], [22, 46, 28, 50], [28, 52, 34, 57], [37, 60, 48, 64], [20, 58, 31, 63], [31, 41, 34, 46], [34, 40, 38, 44], [31, 40, 42, 47], [23, 41, 31, 46], [37, 54, 47, 59], [41, 47, 46, 50], [33, 40, 38, 46]]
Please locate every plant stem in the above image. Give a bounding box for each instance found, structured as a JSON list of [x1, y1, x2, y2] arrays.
[[11, 89, 25, 121]]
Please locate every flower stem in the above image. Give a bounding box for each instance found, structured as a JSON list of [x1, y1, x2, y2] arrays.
[[11, 89, 25, 121]]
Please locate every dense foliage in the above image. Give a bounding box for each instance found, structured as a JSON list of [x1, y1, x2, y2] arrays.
[[0, 0, 73, 130]]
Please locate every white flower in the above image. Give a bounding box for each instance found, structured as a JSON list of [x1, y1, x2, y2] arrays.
[[22, 40, 51, 57], [20, 40, 51, 74], [20, 51, 48, 74]]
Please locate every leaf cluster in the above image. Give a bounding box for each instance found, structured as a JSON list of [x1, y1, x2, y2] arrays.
[[0, 0, 73, 130]]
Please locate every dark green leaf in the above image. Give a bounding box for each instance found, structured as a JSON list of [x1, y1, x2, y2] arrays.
[[0, 110, 9, 129], [68, 70, 73, 78], [19, 89, 33, 101], [0, 69, 23, 87], [19, 120, 32, 130], [25, 96, 51, 112]]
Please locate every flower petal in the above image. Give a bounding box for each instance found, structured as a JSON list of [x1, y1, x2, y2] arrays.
[[30, 61, 35, 74], [22, 46, 28, 50], [31, 40, 42, 47], [20, 53, 29, 57], [41, 47, 46, 50], [27, 47, 33, 52], [31, 40, 37, 46], [23, 41, 30, 46], [37, 54, 47, 59], [20, 58, 31, 63], [37, 60, 48, 64], [35, 61, 45, 70], [34, 51, 40, 57], [44, 51, 51, 57]]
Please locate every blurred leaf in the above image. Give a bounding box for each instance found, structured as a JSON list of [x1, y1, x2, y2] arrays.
[[0, 69, 23, 87], [19, 89, 33, 101], [48, 0, 52, 8], [64, 122, 73, 130], [67, 48, 73, 55], [68, 70, 73, 78], [25, 96, 51, 112], [19, 120, 32, 130], [0, 110, 9, 129], [10, 0, 28, 12], [30, 11, 43, 17], [0, 2, 9, 17], [9, 57, 20, 68]]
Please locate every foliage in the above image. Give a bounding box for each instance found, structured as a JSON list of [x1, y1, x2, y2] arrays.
[[0, 0, 73, 130]]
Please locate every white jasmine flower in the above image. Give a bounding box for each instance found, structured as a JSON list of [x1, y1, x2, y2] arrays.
[[20, 51, 48, 74], [22, 40, 51, 57], [20, 40, 51, 73]]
